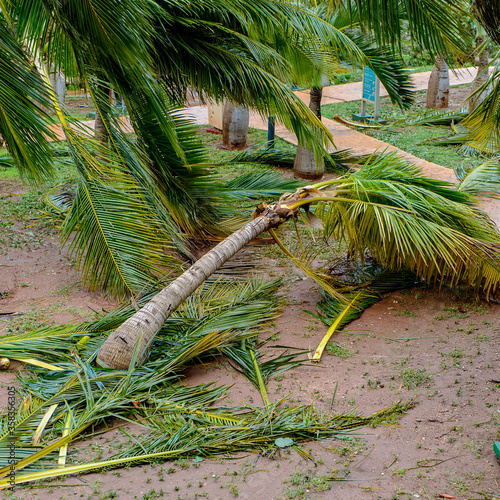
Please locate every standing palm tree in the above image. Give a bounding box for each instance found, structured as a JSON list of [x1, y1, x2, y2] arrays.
[[292, 0, 473, 178], [426, 54, 450, 108]]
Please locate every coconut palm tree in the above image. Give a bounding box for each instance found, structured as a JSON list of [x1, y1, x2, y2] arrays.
[[4, 0, 417, 297], [97, 153, 500, 368], [292, 0, 474, 178], [426, 54, 450, 108]]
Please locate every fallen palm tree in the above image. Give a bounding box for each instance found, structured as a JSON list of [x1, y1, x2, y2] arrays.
[[97, 152, 500, 370]]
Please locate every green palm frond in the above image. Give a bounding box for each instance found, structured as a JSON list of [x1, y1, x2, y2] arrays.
[[462, 67, 500, 154], [344, 0, 472, 56], [0, 274, 416, 484], [62, 173, 181, 298], [315, 265, 418, 328], [314, 152, 500, 296], [223, 341, 308, 399], [0, 15, 54, 182], [339, 30, 414, 109], [397, 109, 468, 126], [473, 0, 500, 46], [230, 145, 369, 173], [459, 158, 500, 199], [221, 171, 304, 201], [419, 133, 470, 146]]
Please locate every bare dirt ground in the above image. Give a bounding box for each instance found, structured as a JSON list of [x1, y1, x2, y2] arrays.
[[1, 79, 500, 499], [1, 176, 500, 500]]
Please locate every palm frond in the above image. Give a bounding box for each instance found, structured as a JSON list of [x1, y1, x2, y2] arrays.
[[397, 109, 468, 126], [462, 67, 500, 154], [0, 14, 55, 181], [345, 0, 472, 56], [221, 171, 304, 201], [230, 145, 369, 173], [459, 158, 500, 199], [313, 152, 500, 296]]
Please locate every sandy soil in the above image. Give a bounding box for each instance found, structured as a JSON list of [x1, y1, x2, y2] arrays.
[[1, 79, 500, 498], [1, 175, 500, 500]]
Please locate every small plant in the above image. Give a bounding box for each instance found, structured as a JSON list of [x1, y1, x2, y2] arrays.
[[394, 309, 417, 317], [326, 343, 352, 359], [399, 367, 432, 389], [449, 347, 464, 358]]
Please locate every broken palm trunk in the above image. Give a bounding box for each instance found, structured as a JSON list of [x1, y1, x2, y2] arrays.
[[97, 197, 299, 369]]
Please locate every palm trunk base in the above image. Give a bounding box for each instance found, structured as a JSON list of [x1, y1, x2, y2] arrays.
[[97, 204, 291, 369], [293, 145, 324, 180]]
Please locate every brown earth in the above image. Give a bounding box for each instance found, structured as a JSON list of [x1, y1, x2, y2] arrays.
[[1, 178, 500, 500], [1, 76, 500, 499]]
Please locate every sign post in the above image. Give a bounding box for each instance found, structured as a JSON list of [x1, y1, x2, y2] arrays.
[[353, 67, 381, 122]]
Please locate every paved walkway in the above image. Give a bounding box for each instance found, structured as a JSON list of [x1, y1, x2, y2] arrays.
[[54, 67, 500, 222], [185, 66, 500, 224], [186, 67, 477, 185]]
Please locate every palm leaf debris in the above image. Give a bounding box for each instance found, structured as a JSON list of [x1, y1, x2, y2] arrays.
[[0, 278, 413, 488]]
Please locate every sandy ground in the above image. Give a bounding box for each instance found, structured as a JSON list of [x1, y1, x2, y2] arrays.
[[1, 182, 500, 500], [1, 71, 500, 499]]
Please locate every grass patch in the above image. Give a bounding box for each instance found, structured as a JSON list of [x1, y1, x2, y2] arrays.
[[394, 309, 417, 317], [322, 89, 484, 172], [326, 343, 352, 359], [398, 366, 433, 389]]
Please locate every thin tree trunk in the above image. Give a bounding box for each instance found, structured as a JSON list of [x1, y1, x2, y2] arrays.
[[94, 108, 107, 143], [222, 101, 249, 149], [97, 204, 292, 369], [426, 54, 449, 108], [293, 87, 324, 180], [94, 87, 112, 144], [50, 72, 66, 108], [468, 30, 489, 113]]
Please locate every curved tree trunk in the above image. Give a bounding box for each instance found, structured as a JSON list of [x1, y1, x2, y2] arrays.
[[222, 101, 249, 149], [97, 204, 291, 369], [468, 31, 489, 113], [293, 87, 324, 180], [426, 54, 449, 108]]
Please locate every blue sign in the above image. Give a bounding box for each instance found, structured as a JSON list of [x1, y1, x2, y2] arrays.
[[363, 68, 377, 102]]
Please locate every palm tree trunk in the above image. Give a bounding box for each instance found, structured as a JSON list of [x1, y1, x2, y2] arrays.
[[222, 101, 249, 149], [293, 87, 324, 180], [426, 54, 449, 108], [468, 25, 489, 113], [97, 204, 290, 369], [94, 86, 113, 143]]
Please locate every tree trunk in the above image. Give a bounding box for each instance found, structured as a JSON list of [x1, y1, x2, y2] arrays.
[[97, 204, 290, 369], [94, 108, 107, 144], [222, 101, 249, 149], [50, 72, 66, 109], [468, 31, 489, 113], [426, 54, 449, 108], [293, 87, 324, 180]]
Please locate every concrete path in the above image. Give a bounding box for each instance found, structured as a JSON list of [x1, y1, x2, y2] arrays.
[[55, 67, 500, 223], [185, 66, 500, 225], [295, 66, 476, 105], [187, 68, 478, 184]]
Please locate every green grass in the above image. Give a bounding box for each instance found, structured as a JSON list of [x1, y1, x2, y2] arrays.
[[322, 90, 485, 171], [326, 343, 352, 359], [398, 367, 433, 389]]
